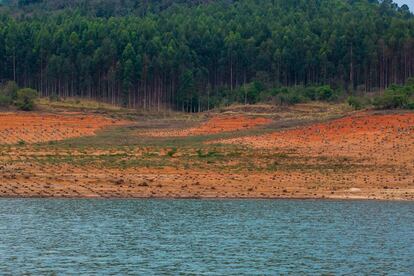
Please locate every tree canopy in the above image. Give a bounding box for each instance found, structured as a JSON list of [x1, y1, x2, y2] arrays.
[[0, 0, 413, 111]]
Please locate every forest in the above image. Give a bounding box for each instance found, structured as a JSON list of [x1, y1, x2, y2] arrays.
[[0, 0, 413, 111]]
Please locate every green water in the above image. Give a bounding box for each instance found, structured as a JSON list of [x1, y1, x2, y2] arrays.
[[0, 199, 413, 274]]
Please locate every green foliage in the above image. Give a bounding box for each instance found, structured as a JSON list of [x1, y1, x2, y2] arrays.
[[373, 83, 414, 109], [315, 86, 336, 101], [373, 92, 407, 109], [205, 83, 338, 108], [15, 88, 38, 111], [347, 96, 371, 110], [0, 0, 413, 111], [242, 81, 265, 104], [275, 91, 307, 106], [0, 93, 12, 107], [271, 85, 337, 106]]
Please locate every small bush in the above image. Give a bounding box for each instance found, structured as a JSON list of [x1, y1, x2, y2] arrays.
[[373, 91, 408, 109], [15, 88, 38, 111], [316, 85, 335, 101], [271, 85, 338, 106], [0, 94, 12, 107], [347, 96, 371, 110], [372, 83, 413, 109], [276, 92, 307, 105]]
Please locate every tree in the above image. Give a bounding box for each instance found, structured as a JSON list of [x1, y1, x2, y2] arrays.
[[0, 0, 412, 112], [15, 88, 38, 111]]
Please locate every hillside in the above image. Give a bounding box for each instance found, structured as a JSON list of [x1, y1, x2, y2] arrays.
[[0, 101, 412, 199], [0, 0, 413, 111]]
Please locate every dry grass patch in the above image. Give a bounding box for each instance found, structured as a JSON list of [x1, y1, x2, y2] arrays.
[[138, 115, 272, 137]]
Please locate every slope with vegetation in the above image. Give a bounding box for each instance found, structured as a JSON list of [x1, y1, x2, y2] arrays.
[[0, 100, 412, 200], [0, 0, 413, 112]]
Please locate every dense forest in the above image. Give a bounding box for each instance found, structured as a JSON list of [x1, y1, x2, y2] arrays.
[[0, 0, 413, 111]]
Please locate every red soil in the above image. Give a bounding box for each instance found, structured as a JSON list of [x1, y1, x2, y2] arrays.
[[0, 113, 128, 144], [0, 111, 412, 200], [220, 113, 414, 155], [140, 115, 272, 137], [219, 112, 414, 182]]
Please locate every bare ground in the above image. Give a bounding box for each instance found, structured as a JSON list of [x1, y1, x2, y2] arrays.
[[0, 102, 412, 200]]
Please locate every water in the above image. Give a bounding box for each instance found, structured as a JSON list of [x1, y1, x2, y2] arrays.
[[0, 199, 413, 275]]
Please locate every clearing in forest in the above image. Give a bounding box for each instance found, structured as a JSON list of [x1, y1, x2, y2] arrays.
[[0, 113, 128, 144]]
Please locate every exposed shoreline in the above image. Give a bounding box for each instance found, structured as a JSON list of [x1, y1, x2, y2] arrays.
[[1, 104, 413, 201], [1, 195, 413, 201]]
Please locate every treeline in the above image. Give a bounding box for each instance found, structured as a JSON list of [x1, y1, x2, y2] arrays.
[[0, 0, 413, 112]]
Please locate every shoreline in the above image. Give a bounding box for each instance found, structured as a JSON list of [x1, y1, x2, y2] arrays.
[[1, 194, 413, 201], [1, 107, 413, 202]]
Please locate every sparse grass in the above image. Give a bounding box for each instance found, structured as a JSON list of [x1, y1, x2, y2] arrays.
[[37, 97, 123, 111], [18, 139, 375, 174], [1, 101, 379, 174], [36, 97, 202, 122]]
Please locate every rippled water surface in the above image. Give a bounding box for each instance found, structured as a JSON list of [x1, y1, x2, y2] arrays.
[[0, 199, 413, 274]]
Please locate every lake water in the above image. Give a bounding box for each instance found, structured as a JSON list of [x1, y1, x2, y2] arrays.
[[0, 199, 413, 275]]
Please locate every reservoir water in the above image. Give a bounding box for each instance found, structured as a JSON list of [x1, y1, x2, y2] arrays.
[[0, 199, 413, 275]]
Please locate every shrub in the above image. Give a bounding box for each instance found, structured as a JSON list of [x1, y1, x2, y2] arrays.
[[347, 96, 371, 110], [276, 92, 307, 105], [373, 91, 408, 109], [0, 94, 12, 107], [372, 81, 414, 109], [271, 85, 338, 106], [316, 85, 335, 101], [15, 88, 38, 111]]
